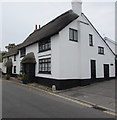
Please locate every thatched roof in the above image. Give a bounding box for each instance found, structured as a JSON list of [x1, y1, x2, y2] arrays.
[[19, 10, 78, 48], [3, 10, 78, 58], [21, 52, 36, 64]]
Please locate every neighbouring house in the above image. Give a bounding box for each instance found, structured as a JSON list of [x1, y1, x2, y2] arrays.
[[104, 37, 117, 55], [2, 1, 116, 89], [104, 37, 117, 77]]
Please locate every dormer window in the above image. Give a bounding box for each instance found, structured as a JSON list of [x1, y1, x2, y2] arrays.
[[20, 48, 26, 57], [69, 28, 78, 42], [38, 39, 51, 52]]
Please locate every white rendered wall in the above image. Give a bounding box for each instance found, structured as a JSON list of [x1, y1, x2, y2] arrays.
[[16, 52, 22, 74], [25, 41, 59, 79], [59, 19, 80, 79], [36, 34, 60, 79], [55, 14, 115, 80], [79, 14, 115, 79], [26, 43, 38, 75], [2, 58, 7, 73]]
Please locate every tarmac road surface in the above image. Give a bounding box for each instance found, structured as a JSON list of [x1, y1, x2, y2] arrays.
[[2, 79, 115, 119]]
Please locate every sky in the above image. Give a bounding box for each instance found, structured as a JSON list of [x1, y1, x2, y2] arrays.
[[0, 0, 116, 51]]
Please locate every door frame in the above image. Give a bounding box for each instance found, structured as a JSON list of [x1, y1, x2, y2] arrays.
[[103, 64, 109, 79], [90, 59, 96, 80], [22, 63, 36, 83]]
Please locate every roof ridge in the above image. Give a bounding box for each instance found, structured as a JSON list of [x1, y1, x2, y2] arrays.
[[29, 9, 73, 36], [36, 10, 73, 32], [22, 9, 74, 46], [4, 9, 78, 57]]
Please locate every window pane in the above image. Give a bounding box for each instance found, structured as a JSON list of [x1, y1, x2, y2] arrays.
[[69, 29, 73, 40], [98, 47, 104, 54], [39, 58, 51, 73], [39, 39, 51, 52], [39, 64, 41, 71], [20, 48, 26, 57], [45, 63, 47, 71], [74, 30, 78, 41], [89, 34, 93, 46], [45, 43, 47, 49], [48, 42, 51, 49], [98, 48, 100, 53]]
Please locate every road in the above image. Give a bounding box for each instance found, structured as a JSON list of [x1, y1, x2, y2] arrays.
[[2, 80, 115, 118]]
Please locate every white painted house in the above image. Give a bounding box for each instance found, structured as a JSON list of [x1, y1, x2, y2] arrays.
[[2, 1, 116, 89]]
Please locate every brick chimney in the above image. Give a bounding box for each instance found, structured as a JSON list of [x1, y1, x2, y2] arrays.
[[39, 25, 41, 29], [35, 25, 38, 30], [35, 24, 41, 30]]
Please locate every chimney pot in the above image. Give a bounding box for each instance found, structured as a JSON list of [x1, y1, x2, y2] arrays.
[[35, 25, 37, 30], [39, 25, 41, 29]]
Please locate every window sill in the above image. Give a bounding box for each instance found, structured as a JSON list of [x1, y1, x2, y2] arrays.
[[38, 72, 51, 74], [98, 53, 105, 55], [38, 49, 51, 53], [20, 55, 25, 58], [69, 39, 78, 42], [89, 45, 94, 47]]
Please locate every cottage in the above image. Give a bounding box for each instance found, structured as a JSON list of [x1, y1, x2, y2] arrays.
[[2, 1, 116, 89]]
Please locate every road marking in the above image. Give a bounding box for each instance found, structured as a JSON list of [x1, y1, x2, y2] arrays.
[[103, 111, 117, 116], [4, 80, 117, 116], [4, 80, 92, 107], [46, 91, 92, 108], [27, 84, 92, 108]]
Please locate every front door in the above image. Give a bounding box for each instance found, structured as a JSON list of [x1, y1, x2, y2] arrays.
[[104, 64, 109, 79], [6, 67, 12, 76], [23, 63, 35, 83], [91, 60, 96, 80]]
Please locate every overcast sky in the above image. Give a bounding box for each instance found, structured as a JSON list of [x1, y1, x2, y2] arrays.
[[0, 0, 116, 51]]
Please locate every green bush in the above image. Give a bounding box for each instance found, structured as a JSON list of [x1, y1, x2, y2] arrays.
[[18, 73, 27, 81]]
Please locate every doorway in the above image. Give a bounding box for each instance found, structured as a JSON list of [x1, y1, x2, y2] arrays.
[[23, 63, 35, 83], [91, 60, 96, 80], [104, 64, 109, 79], [21, 52, 36, 83]]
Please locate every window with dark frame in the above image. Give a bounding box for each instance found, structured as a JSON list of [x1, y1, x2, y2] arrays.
[[89, 34, 93, 46], [38, 39, 51, 52], [14, 66, 16, 73], [98, 46, 104, 54], [14, 55, 16, 61], [69, 28, 78, 42], [20, 48, 26, 57], [39, 58, 51, 74]]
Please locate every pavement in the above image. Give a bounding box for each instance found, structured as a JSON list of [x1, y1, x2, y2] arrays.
[[58, 79, 116, 113], [2, 75, 117, 114]]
